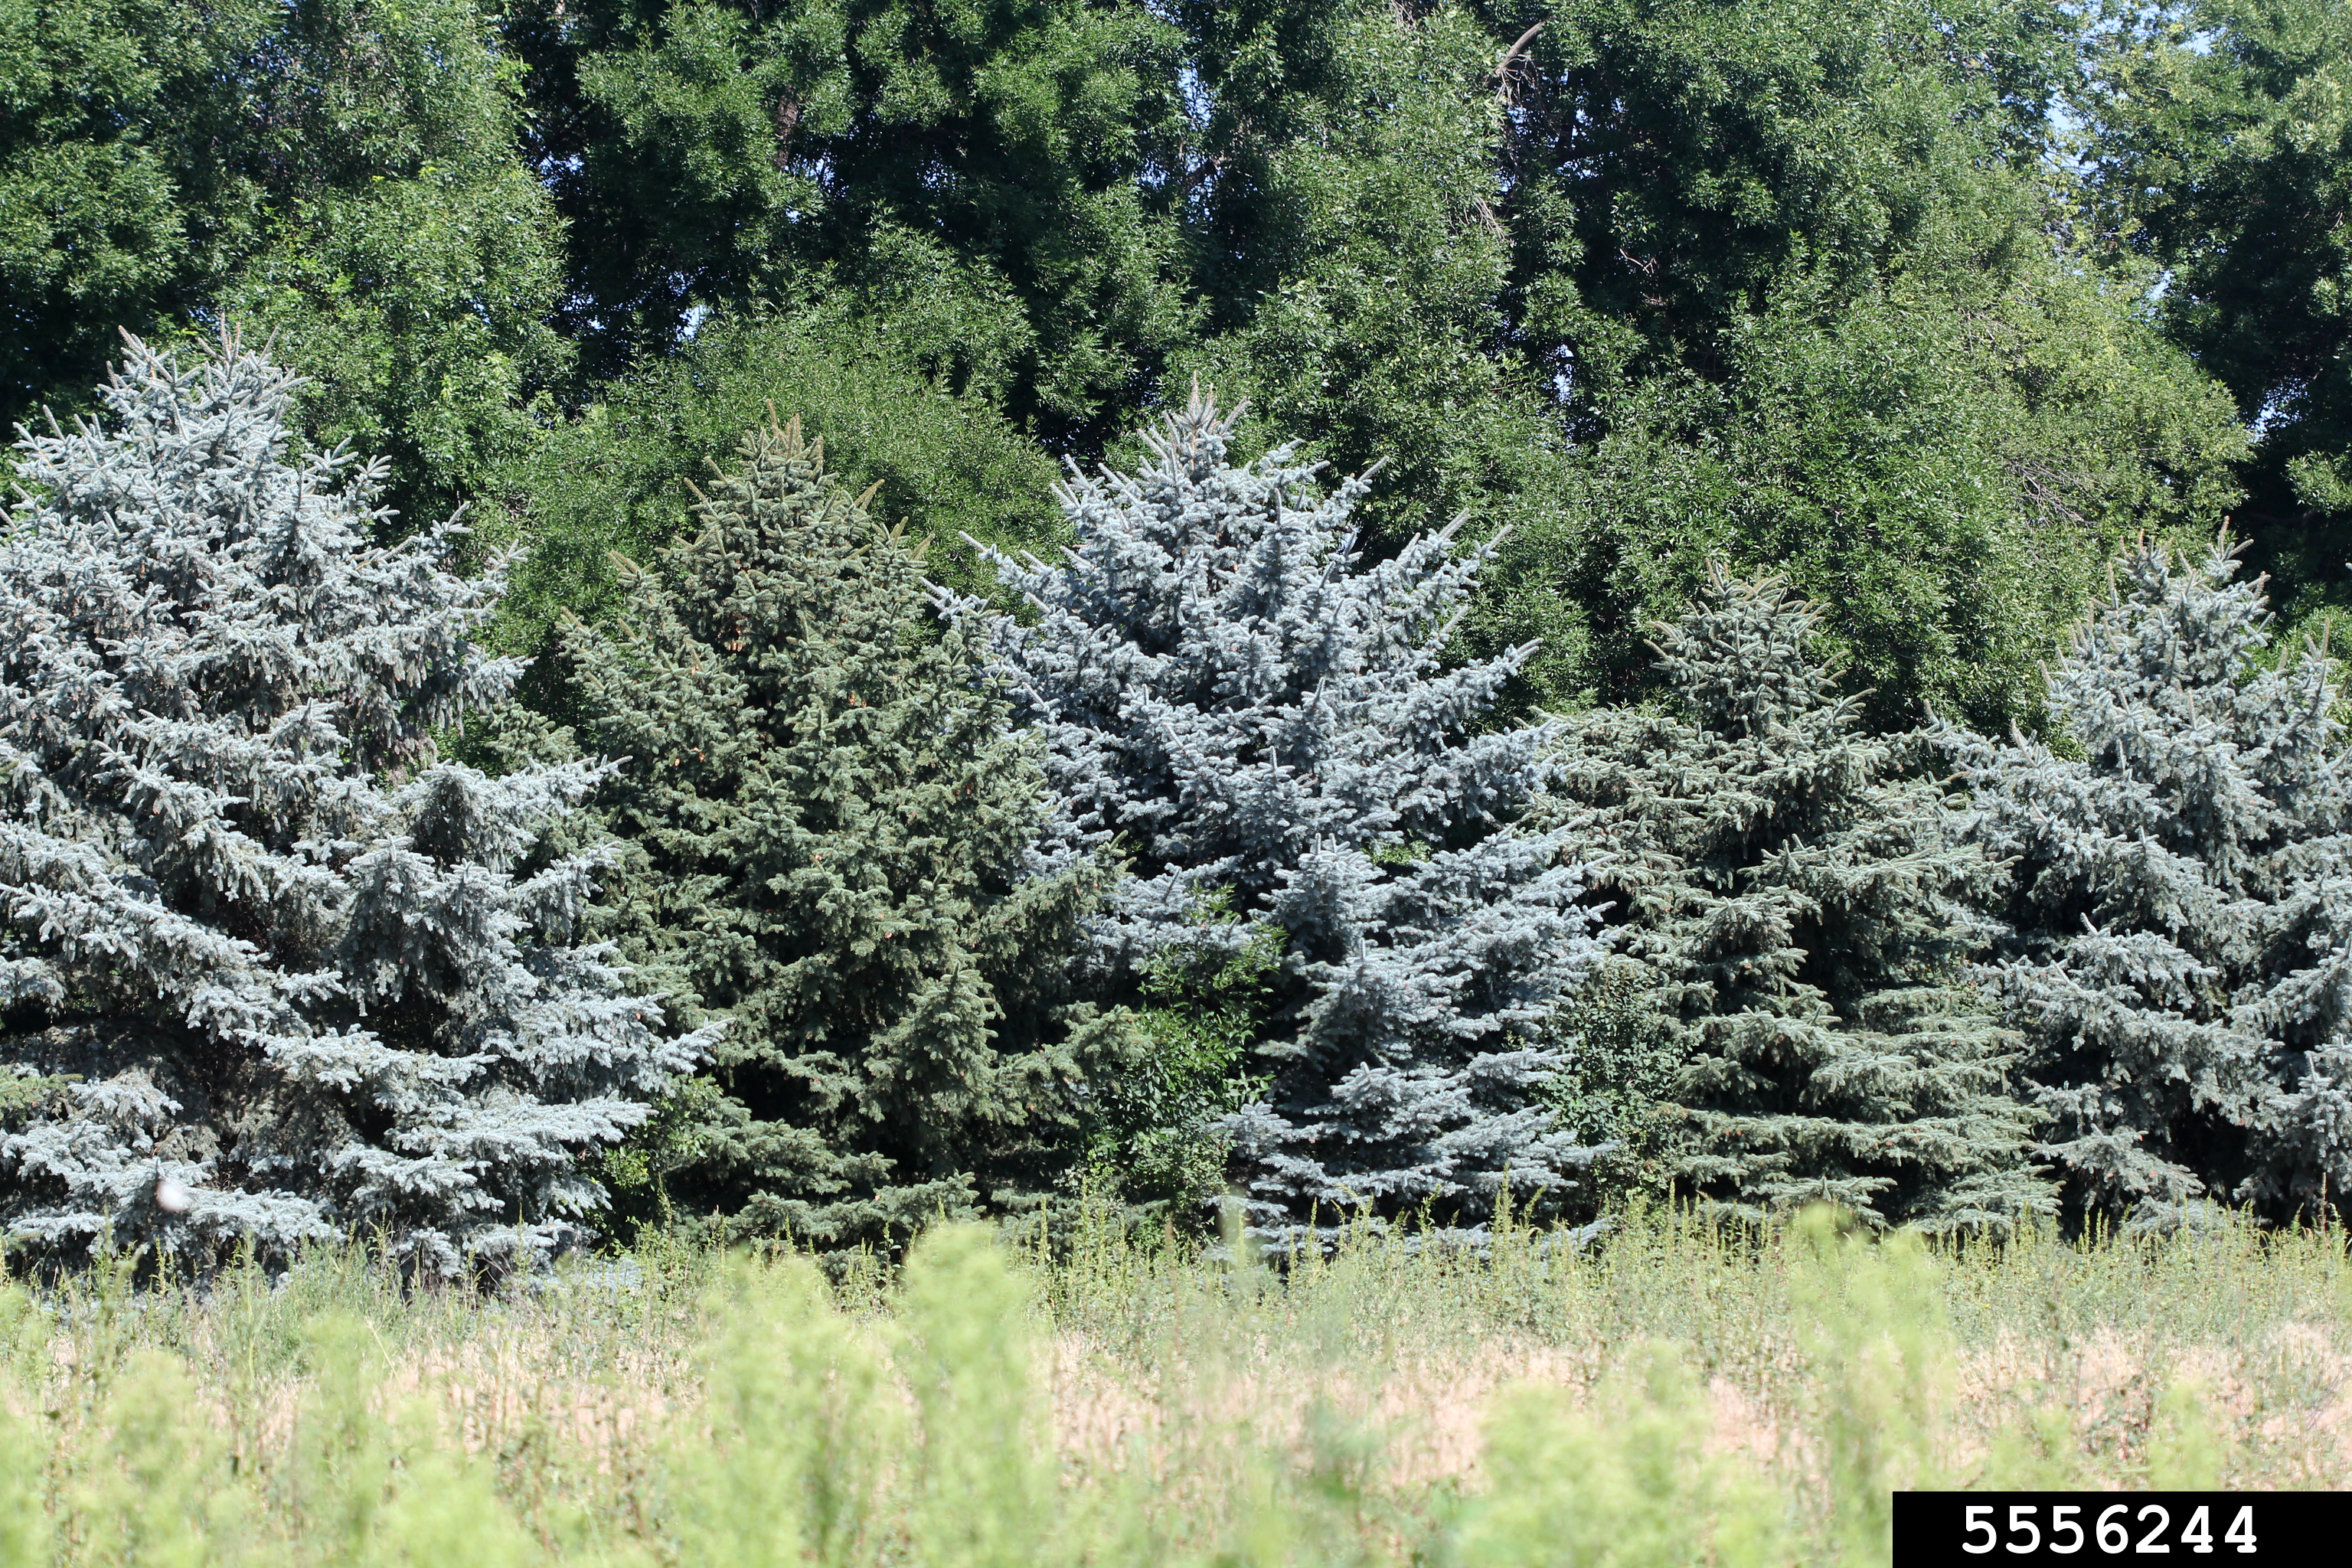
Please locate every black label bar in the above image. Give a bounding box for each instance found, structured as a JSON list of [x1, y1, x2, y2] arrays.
[[1892, 1492, 2344, 1566]]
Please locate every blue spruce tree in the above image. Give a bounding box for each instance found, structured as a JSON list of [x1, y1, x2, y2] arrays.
[[1542, 567, 2050, 1231], [0, 335, 710, 1276], [952, 388, 1601, 1246], [1936, 537, 2352, 1229]]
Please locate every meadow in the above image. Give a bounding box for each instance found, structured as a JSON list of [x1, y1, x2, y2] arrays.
[[3, 1206, 2347, 1566]]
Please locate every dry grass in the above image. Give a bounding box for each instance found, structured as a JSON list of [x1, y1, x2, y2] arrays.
[[2, 1205, 2347, 1564]]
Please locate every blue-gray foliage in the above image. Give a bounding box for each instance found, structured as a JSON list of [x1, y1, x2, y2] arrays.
[[1936, 537, 2352, 1229], [1544, 567, 2050, 1233], [0, 335, 710, 1276], [953, 389, 1601, 1243]]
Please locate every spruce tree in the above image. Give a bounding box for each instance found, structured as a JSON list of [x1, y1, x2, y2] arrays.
[[1542, 567, 2048, 1232], [562, 414, 1109, 1250], [952, 389, 1600, 1246], [1935, 537, 2352, 1228], [0, 335, 704, 1276]]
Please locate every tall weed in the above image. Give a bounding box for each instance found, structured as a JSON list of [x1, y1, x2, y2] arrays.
[[0, 1207, 2341, 1565]]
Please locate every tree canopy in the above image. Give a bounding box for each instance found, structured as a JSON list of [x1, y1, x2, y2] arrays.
[[2074, 0, 2352, 627], [5, 0, 2318, 728], [1, 0, 568, 528]]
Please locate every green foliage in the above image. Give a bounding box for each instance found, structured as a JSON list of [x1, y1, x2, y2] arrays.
[[1523, 243, 2249, 728], [1542, 567, 2052, 1230], [897, 1227, 1054, 1566], [0, 0, 194, 422], [1083, 899, 1283, 1217], [209, 0, 570, 529], [1540, 959, 1685, 1194], [1171, 1, 1556, 537], [8, 0, 2273, 740], [1153, 0, 2249, 726], [0, 1070, 70, 1130], [508, 0, 1195, 435], [562, 416, 1114, 1253], [285, 1313, 393, 1562], [663, 1227, 1067, 1567], [2075, 0, 2352, 620], [1153, 0, 1591, 707], [360, 1441, 543, 1568], [0, 0, 566, 528], [676, 1255, 896, 1568], [1788, 1210, 1955, 1559], [1491, 0, 2070, 395], [492, 305, 1063, 665], [70, 1350, 240, 1566], [0, 1283, 49, 1564], [586, 1077, 730, 1237], [4, 0, 2329, 1343], [1449, 1345, 1782, 1568]]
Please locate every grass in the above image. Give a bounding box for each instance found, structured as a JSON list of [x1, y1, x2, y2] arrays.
[[2, 1202, 2348, 1565]]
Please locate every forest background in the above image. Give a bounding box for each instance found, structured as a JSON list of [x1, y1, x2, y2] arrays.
[[10, 0, 2348, 724]]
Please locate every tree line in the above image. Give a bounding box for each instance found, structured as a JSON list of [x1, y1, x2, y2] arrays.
[[2, 0, 2349, 1268], [1, 336, 2344, 1273]]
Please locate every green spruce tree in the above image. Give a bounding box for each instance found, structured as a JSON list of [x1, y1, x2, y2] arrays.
[[561, 414, 1112, 1249], [1544, 567, 2048, 1230]]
